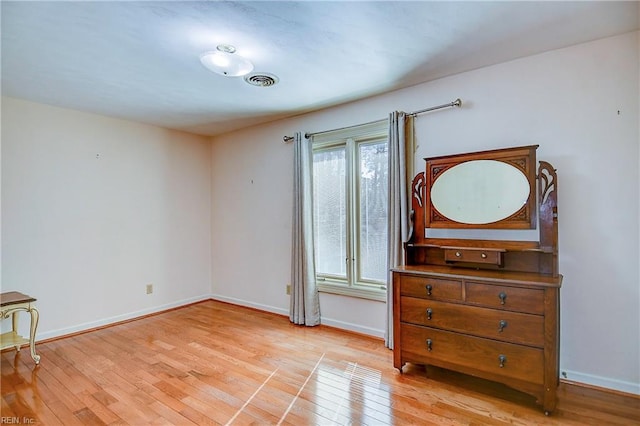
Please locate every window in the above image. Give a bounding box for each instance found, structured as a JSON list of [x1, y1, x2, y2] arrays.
[[312, 120, 388, 301]]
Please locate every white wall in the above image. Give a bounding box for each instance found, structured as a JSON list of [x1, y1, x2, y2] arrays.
[[1, 97, 212, 339], [211, 31, 639, 394], [210, 123, 293, 314]]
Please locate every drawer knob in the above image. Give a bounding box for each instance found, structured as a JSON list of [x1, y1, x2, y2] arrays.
[[425, 284, 433, 296], [498, 320, 508, 332], [426, 338, 433, 352], [455, 251, 461, 257], [426, 308, 433, 320], [481, 252, 487, 259], [498, 292, 507, 305], [498, 354, 507, 368]]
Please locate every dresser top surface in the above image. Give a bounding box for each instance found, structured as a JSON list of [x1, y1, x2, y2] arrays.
[[393, 264, 562, 287]]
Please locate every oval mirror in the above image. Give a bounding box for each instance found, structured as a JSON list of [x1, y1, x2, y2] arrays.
[[430, 160, 530, 225]]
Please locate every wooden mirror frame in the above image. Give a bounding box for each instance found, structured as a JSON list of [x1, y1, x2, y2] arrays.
[[425, 145, 538, 229], [406, 145, 558, 277]]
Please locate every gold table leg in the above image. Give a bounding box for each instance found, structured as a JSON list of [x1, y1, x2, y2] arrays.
[[12, 310, 21, 351], [29, 307, 41, 364]]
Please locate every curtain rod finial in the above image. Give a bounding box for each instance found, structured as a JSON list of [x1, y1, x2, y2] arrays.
[[453, 98, 462, 107]]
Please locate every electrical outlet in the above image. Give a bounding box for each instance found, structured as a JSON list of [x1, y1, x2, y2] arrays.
[[146, 284, 153, 294], [286, 284, 291, 295]]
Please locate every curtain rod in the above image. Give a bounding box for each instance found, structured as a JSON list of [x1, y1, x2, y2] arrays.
[[409, 98, 461, 117], [283, 98, 462, 143]]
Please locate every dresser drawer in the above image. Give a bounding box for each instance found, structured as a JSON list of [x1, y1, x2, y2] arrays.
[[444, 248, 503, 266], [465, 282, 544, 314], [399, 275, 462, 301], [400, 297, 544, 347], [400, 324, 544, 385]]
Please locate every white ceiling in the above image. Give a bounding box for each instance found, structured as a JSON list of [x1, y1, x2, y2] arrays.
[[2, 1, 639, 137]]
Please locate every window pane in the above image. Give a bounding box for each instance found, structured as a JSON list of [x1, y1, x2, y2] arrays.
[[358, 141, 388, 282], [313, 148, 347, 278]]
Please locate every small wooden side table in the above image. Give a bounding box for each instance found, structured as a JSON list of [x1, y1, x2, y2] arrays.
[[0, 291, 41, 364]]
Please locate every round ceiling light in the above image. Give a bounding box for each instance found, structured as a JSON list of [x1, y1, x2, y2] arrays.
[[200, 45, 254, 77]]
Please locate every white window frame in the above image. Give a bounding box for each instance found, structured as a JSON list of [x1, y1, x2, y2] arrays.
[[311, 120, 388, 302]]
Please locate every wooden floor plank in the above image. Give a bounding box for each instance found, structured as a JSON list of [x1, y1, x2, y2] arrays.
[[74, 390, 123, 426], [146, 399, 199, 426], [2, 300, 639, 425]]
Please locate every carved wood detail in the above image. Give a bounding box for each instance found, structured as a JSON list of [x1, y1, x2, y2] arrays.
[[538, 161, 559, 275], [407, 172, 426, 246], [412, 172, 425, 208]]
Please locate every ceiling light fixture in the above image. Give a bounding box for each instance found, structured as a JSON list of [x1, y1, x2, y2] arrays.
[[200, 44, 253, 77]]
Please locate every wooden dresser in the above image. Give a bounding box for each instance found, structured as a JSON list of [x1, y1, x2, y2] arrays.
[[393, 146, 562, 414]]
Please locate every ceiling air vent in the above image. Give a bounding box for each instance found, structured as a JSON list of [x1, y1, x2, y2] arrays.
[[244, 73, 279, 87]]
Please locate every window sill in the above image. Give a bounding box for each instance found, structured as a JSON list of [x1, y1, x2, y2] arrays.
[[317, 282, 387, 302]]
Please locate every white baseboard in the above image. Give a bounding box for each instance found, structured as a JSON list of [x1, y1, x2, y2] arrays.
[[37, 294, 212, 341], [210, 293, 385, 339], [210, 294, 289, 317], [319, 317, 385, 339], [560, 369, 640, 395]]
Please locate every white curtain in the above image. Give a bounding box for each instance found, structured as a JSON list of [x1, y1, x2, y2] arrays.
[[385, 112, 412, 348], [290, 132, 321, 326]]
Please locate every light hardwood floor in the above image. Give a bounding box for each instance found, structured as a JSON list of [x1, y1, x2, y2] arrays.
[[2, 300, 638, 425]]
